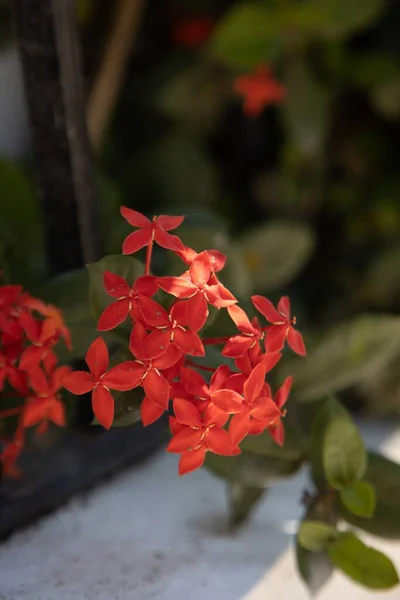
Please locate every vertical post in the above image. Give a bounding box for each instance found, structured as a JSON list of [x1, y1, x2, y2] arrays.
[[12, 0, 99, 275]]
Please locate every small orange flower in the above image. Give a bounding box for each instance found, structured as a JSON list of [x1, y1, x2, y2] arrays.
[[234, 65, 286, 117]]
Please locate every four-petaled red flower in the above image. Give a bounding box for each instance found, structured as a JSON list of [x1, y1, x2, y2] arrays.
[[248, 376, 293, 446], [251, 295, 306, 356], [23, 366, 71, 432], [139, 297, 205, 359], [97, 272, 158, 331], [62, 337, 142, 429], [167, 399, 236, 475], [158, 251, 237, 331], [234, 65, 286, 117], [121, 207, 184, 255], [222, 304, 264, 358]]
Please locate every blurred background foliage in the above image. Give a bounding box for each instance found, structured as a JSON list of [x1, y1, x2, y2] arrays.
[[1, 0, 399, 417]]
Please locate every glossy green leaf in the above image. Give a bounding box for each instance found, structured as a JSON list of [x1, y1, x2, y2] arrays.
[[285, 316, 400, 401], [341, 452, 400, 539], [205, 452, 303, 486], [309, 397, 350, 489], [323, 416, 367, 489], [340, 481, 376, 518], [288, 0, 386, 40], [296, 539, 333, 595], [87, 254, 144, 321], [298, 520, 337, 552], [283, 58, 331, 158], [328, 532, 399, 589], [209, 3, 283, 69], [234, 220, 315, 292], [228, 482, 265, 528]]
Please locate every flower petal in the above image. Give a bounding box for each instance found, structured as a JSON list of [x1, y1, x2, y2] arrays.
[[257, 352, 282, 373], [129, 323, 148, 356], [229, 412, 251, 446], [139, 296, 169, 328], [62, 371, 94, 394], [140, 396, 165, 426], [180, 367, 207, 397], [275, 376, 293, 409], [208, 250, 226, 272], [268, 419, 285, 447], [173, 329, 205, 357], [103, 271, 130, 298], [86, 337, 109, 378], [120, 206, 150, 228], [28, 367, 49, 395], [167, 428, 202, 453], [122, 228, 152, 255], [251, 396, 280, 422], [190, 253, 211, 287], [173, 398, 202, 427], [211, 389, 243, 414], [287, 326, 306, 356], [203, 403, 228, 427], [157, 276, 194, 298], [227, 304, 255, 334], [143, 369, 170, 408], [134, 275, 159, 296], [277, 296, 291, 319], [49, 398, 65, 427], [154, 228, 184, 252], [92, 386, 114, 429], [264, 324, 286, 353], [97, 299, 130, 331], [103, 361, 144, 391], [155, 215, 184, 231], [185, 293, 208, 332], [251, 295, 283, 323], [205, 428, 233, 455], [141, 330, 171, 360], [153, 344, 182, 369], [22, 398, 48, 428], [243, 363, 265, 405], [222, 335, 254, 358], [178, 448, 206, 475], [209, 364, 232, 393]]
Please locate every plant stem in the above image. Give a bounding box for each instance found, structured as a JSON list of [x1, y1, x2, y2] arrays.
[[145, 240, 154, 275], [202, 336, 231, 345], [185, 360, 215, 373], [0, 407, 23, 419]]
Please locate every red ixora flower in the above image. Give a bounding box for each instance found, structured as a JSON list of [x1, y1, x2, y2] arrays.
[[248, 376, 293, 447], [139, 298, 205, 359], [62, 338, 142, 429], [251, 295, 306, 356], [22, 366, 71, 433], [120, 207, 184, 255], [97, 272, 158, 331], [172, 15, 215, 48], [222, 304, 264, 358], [233, 65, 286, 117], [167, 399, 237, 475], [212, 363, 281, 446], [158, 251, 237, 331]]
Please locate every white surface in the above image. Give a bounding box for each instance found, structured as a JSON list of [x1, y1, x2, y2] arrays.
[[1, 420, 400, 600]]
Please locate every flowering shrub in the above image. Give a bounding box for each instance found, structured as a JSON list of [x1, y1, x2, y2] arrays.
[[0, 283, 71, 476], [62, 208, 305, 475]]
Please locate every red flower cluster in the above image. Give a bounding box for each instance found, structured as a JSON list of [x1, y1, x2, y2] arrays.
[[234, 65, 286, 117], [62, 208, 306, 475], [0, 284, 71, 476]]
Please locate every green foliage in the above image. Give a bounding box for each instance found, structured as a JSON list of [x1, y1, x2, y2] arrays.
[[323, 416, 367, 490], [340, 481, 376, 518], [209, 3, 282, 69], [228, 482, 265, 527], [285, 316, 400, 401], [298, 520, 337, 551], [295, 539, 333, 595], [328, 532, 399, 590]]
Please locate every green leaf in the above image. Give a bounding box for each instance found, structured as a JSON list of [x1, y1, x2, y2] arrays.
[[285, 316, 400, 401], [340, 481, 376, 518], [228, 482, 265, 528], [240, 415, 306, 461], [298, 520, 337, 552], [341, 452, 400, 539], [282, 58, 330, 158], [359, 244, 400, 308], [323, 416, 367, 489], [205, 452, 303, 486], [209, 2, 283, 70], [288, 0, 386, 40], [234, 220, 315, 292], [296, 539, 333, 595], [87, 255, 144, 321], [309, 397, 350, 489], [328, 532, 399, 590]]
